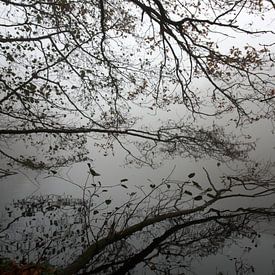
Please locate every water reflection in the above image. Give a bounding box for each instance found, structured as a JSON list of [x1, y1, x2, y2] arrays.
[[1, 168, 275, 274]]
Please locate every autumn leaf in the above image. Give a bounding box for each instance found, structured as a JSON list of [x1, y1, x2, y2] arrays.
[[188, 173, 195, 178], [192, 181, 202, 190], [194, 195, 203, 201]]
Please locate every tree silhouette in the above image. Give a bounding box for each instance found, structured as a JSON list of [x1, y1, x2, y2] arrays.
[[0, 1, 275, 274], [0, 0, 274, 168]]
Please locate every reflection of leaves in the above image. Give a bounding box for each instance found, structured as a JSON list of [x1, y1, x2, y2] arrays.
[[194, 195, 203, 201], [192, 181, 202, 190], [105, 200, 112, 205], [6, 53, 15, 62], [188, 173, 195, 178]]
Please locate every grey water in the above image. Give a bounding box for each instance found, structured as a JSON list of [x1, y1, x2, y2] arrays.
[[1, 125, 275, 274]]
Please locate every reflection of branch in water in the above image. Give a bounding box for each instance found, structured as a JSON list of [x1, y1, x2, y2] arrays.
[[110, 215, 234, 275], [1, 167, 275, 274], [0, 168, 17, 179], [233, 257, 255, 275], [0, 216, 22, 234], [36, 239, 53, 265]]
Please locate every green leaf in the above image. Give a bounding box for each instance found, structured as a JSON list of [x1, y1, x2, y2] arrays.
[[150, 184, 156, 188], [120, 178, 128, 183], [93, 210, 99, 215], [188, 173, 195, 178], [121, 184, 128, 189], [184, 190, 192, 196]]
